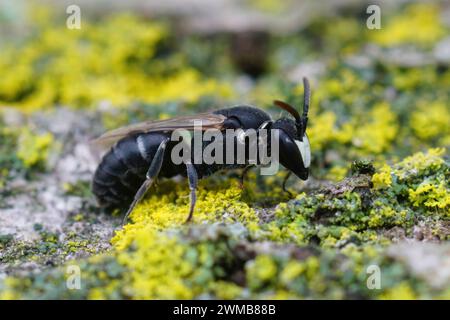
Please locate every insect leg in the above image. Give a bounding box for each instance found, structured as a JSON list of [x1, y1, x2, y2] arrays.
[[239, 165, 255, 189], [237, 121, 271, 190], [184, 162, 198, 223], [122, 138, 169, 225], [282, 171, 293, 197], [258, 120, 272, 130]]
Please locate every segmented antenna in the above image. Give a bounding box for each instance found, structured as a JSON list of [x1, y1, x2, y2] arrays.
[[302, 77, 310, 135], [273, 100, 301, 124], [273, 77, 311, 137]]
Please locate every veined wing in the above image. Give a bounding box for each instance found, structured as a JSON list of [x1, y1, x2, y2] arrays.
[[92, 113, 226, 150]]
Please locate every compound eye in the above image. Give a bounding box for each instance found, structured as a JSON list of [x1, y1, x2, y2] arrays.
[[295, 135, 311, 168]]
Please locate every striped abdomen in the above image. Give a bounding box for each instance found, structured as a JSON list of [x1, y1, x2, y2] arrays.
[[92, 132, 181, 208]]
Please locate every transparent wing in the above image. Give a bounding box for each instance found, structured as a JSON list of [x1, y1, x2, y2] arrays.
[[92, 113, 226, 150]]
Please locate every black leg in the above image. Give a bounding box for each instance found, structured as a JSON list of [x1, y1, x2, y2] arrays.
[[236, 121, 270, 190], [282, 171, 293, 197], [122, 138, 169, 225], [184, 163, 198, 223], [239, 165, 255, 189]]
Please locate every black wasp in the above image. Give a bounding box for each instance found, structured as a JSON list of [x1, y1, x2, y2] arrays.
[[92, 78, 312, 223]]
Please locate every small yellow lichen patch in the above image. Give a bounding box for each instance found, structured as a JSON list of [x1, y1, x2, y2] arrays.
[[371, 4, 445, 47], [280, 261, 305, 284], [17, 128, 54, 168], [411, 101, 450, 143], [368, 205, 405, 228], [409, 181, 450, 210], [246, 255, 278, 290], [351, 102, 398, 155], [125, 69, 233, 106], [314, 69, 368, 106], [379, 282, 417, 300], [304, 256, 320, 280], [210, 281, 243, 299], [0, 278, 24, 300], [394, 148, 446, 179], [372, 164, 392, 189], [116, 230, 195, 299], [308, 102, 398, 157], [392, 67, 438, 91], [308, 111, 337, 150]]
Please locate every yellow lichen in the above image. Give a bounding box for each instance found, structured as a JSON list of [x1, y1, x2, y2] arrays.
[[394, 148, 446, 179], [112, 181, 258, 250], [409, 181, 450, 210], [372, 164, 392, 189], [368, 205, 406, 228], [379, 282, 417, 300], [210, 281, 243, 299], [314, 69, 368, 106], [308, 102, 398, 156], [351, 102, 398, 155], [116, 230, 195, 299], [0, 12, 232, 111], [371, 4, 445, 47], [280, 261, 305, 284], [246, 255, 278, 290], [392, 67, 438, 91], [411, 101, 450, 143], [308, 111, 337, 151]]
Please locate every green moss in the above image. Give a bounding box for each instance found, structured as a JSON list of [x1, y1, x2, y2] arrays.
[[351, 160, 375, 176], [0, 234, 14, 249], [0, 123, 22, 189], [63, 181, 92, 198]]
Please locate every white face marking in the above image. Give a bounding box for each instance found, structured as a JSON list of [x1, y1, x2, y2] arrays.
[[295, 135, 311, 168]]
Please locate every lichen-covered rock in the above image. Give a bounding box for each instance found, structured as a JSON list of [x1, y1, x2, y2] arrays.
[[1, 149, 448, 299], [0, 1, 449, 300]]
